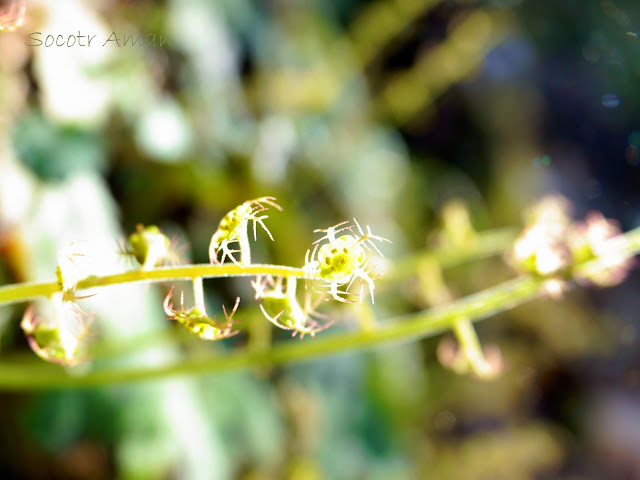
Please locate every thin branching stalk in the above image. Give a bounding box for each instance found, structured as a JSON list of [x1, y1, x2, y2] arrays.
[[0, 275, 542, 390], [383, 227, 517, 283], [452, 318, 491, 374], [0, 264, 306, 306], [0, 227, 636, 390], [239, 227, 252, 266]]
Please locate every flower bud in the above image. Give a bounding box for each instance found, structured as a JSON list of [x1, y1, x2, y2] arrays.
[[21, 294, 90, 366], [128, 225, 172, 270], [569, 212, 634, 287]]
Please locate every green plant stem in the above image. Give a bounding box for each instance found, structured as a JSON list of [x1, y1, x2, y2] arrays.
[[0, 228, 515, 307], [382, 227, 517, 284], [0, 226, 637, 390], [192, 277, 206, 313], [453, 317, 492, 377], [239, 221, 252, 266], [0, 275, 542, 390], [0, 264, 307, 306]]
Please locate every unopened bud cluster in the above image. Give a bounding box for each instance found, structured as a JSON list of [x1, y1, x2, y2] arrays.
[[511, 195, 633, 288]]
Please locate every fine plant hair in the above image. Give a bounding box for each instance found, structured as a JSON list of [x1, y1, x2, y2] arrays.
[[0, 195, 639, 389]]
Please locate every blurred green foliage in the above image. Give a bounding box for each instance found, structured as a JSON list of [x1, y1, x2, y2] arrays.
[[1, 0, 639, 478]]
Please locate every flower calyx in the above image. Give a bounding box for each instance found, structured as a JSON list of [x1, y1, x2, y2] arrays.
[[163, 286, 240, 341], [21, 293, 92, 366]]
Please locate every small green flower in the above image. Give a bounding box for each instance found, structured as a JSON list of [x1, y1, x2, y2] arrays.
[[304, 219, 390, 303], [127, 224, 174, 270], [20, 294, 91, 366], [316, 235, 366, 282], [251, 275, 332, 338], [163, 286, 240, 341], [209, 196, 281, 266]]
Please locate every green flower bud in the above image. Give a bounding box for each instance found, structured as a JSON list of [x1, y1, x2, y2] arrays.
[[128, 224, 171, 269]]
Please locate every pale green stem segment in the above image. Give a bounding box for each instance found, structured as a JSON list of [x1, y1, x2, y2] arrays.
[[239, 220, 252, 266], [0, 264, 306, 307], [354, 302, 377, 332], [0, 227, 636, 390], [384, 227, 517, 283], [192, 277, 206, 314], [286, 276, 297, 305], [452, 318, 491, 377]]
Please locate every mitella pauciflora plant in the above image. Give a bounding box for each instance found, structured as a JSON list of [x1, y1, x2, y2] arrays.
[[4, 193, 638, 384], [18, 197, 391, 365]]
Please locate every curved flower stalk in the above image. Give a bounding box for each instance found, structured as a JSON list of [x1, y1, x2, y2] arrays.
[[208, 197, 282, 266], [251, 275, 333, 338], [437, 200, 478, 249], [20, 293, 92, 366], [417, 234, 504, 380], [163, 278, 240, 341], [304, 219, 391, 303], [437, 334, 504, 380]]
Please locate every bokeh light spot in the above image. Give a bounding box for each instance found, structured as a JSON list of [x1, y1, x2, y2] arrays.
[[602, 93, 621, 108]]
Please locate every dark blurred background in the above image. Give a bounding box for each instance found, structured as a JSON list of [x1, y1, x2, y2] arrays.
[[1, 0, 640, 478]]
